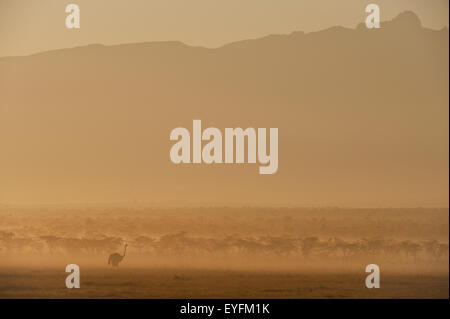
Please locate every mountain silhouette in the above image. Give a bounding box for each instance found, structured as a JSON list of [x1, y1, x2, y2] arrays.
[[0, 12, 448, 207], [356, 10, 422, 30]]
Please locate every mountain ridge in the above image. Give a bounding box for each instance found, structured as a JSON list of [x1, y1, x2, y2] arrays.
[[0, 11, 448, 207], [0, 11, 446, 60]]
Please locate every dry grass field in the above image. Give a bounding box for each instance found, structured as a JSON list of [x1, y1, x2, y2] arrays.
[[0, 267, 447, 299]]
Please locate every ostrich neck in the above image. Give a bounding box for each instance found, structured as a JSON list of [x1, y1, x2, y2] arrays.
[[123, 246, 127, 257]]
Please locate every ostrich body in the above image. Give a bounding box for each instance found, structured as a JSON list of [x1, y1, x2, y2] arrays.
[[108, 244, 127, 267]]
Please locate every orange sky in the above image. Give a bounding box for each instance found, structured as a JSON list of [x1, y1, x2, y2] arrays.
[[0, 2, 448, 208]]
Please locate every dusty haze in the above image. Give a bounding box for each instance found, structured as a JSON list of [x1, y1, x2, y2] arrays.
[[0, 206, 448, 298], [0, 12, 448, 207], [0, 7, 448, 298]]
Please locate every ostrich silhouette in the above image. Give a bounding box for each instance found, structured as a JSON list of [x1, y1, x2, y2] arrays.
[[108, 243, 127, 268]]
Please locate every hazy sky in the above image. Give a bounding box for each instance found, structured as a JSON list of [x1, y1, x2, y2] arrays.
[[0, 0, 448, 57]]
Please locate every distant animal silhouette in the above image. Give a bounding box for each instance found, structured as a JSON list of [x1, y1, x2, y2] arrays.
[[108, 243, 127, 268]]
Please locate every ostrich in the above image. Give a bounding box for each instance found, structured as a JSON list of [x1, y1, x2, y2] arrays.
[[108, 243, 128, 268]]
